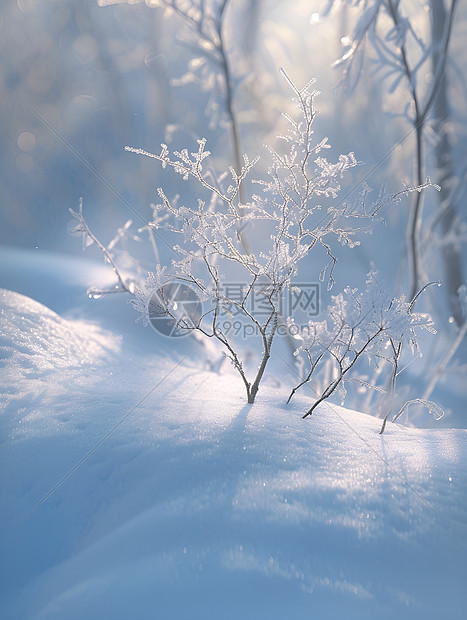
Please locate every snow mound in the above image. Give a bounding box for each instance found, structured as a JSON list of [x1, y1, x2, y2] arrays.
[[0, 288, 122, 442], [0, 288, 120, 369], [1, 289, 467, 619]]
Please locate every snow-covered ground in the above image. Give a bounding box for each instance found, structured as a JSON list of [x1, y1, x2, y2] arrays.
[[1, 249, 466, 619]]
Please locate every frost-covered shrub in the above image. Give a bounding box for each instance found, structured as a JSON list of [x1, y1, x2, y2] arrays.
[[287, 271, 443, 431], [71, 72, 438, 417]]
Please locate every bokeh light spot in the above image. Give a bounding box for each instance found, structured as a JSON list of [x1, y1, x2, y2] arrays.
[[18, 131, 36, 152]]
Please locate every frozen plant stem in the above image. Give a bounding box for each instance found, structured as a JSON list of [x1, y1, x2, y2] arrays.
[[286, 351, 323, 405], [422, 319, 467, 402], [386, 0, 458, 300], [385, 0, 425, 301], [301, 327, 384, 419], [247, 315, 277, 403], [218, 0, 251, 253], [218, 1, 244, 201], [69, 199, 132, 297], [156, 0, 250, 252], [334, 0, 458, 305], [379, 281, 440, 434], [379, 339, 401, 435], [430, 0, 464, 326]]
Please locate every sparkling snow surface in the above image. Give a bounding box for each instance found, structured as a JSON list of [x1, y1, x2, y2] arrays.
[[1, 281, 466, 619]]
